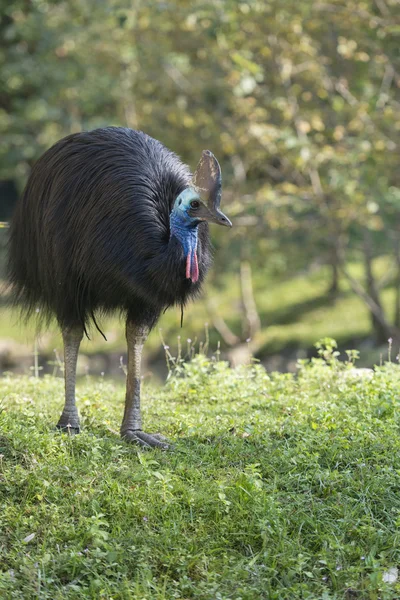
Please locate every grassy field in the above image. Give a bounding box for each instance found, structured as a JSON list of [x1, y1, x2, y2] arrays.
[[1, 343, 400, 598]]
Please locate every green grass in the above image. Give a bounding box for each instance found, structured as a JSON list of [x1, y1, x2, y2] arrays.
[[2, 345, 400, 598]]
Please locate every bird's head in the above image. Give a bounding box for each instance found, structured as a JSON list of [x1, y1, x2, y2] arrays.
[[172, 150, 232, 228], [170, 150, 231, 284]]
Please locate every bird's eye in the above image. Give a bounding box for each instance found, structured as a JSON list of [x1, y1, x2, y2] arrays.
[[190, 200, 200, 209]]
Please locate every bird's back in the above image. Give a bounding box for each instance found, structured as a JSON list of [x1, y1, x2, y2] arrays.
[[8, 127, 211, 330]]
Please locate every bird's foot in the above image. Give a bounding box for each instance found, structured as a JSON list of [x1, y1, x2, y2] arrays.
[[56, 423, 80, 435], [121, 430, 170, 450], [56, 410, 80, 434]]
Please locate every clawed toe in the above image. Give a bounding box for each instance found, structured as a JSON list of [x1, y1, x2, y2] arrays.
[[150, 433, 168, 442], [122, 430, 170, 450]]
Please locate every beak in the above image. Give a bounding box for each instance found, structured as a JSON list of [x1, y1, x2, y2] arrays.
[[188, 201, 232, 227], [207, 207, 232, 228]]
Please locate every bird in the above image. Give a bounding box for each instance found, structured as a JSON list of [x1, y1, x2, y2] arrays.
[[7, 127, 232, 448]]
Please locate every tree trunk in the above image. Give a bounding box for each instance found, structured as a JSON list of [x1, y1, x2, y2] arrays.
[[328, 244, 340, 296], [394, 236, 400, 329], [363, 229, 389, 344], [240, 261, 261, 340]]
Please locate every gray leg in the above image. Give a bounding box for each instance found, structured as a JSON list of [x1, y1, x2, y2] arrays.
[[121, 320, 169, 449], [56, 326, 83, 433]]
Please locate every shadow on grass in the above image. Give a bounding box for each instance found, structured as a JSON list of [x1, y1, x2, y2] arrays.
[[91, 425, 274, 464], [0, 433, 31, 464], [258, 289, 346, 327]]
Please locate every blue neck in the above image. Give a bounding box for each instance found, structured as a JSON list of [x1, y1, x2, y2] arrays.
[[170, 210, 199, 257]]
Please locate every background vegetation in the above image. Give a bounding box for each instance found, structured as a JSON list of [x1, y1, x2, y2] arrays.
[[1, 0, 400, 372]]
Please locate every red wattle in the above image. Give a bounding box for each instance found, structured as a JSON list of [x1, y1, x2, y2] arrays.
[[191, 250, 199, 283], [186, 252, 191, 279]]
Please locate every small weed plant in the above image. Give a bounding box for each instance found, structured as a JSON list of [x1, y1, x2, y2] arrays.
[[1, 339, 400, 598]]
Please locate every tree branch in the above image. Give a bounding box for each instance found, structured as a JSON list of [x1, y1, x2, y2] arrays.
[[206, 299, 240, 347], [339, 264, 399, 338], [240, 261, 261, 339]]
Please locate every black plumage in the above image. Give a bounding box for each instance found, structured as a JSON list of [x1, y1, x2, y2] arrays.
[[8, 127, 211, 333], [7, 127, 231, 448]]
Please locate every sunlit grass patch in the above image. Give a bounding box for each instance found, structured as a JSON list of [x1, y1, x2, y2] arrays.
[[1, 343, 400, 598]]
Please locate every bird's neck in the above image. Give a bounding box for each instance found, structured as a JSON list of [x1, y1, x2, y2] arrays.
[[170, 210, 199, 283], [170, 210, 199, 255]]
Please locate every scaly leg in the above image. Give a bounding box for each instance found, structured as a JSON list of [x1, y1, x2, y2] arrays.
[[121, 320, 169, 449], [56, 326, 83, 433]]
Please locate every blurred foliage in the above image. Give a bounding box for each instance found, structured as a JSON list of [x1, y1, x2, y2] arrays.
[[2, 0, 400, 347]]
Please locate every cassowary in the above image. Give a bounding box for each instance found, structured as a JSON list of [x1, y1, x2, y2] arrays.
[[8, 127, 231, 448]]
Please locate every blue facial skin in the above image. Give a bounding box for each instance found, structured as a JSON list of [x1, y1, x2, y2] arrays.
[[170, 188, 201, 258]]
